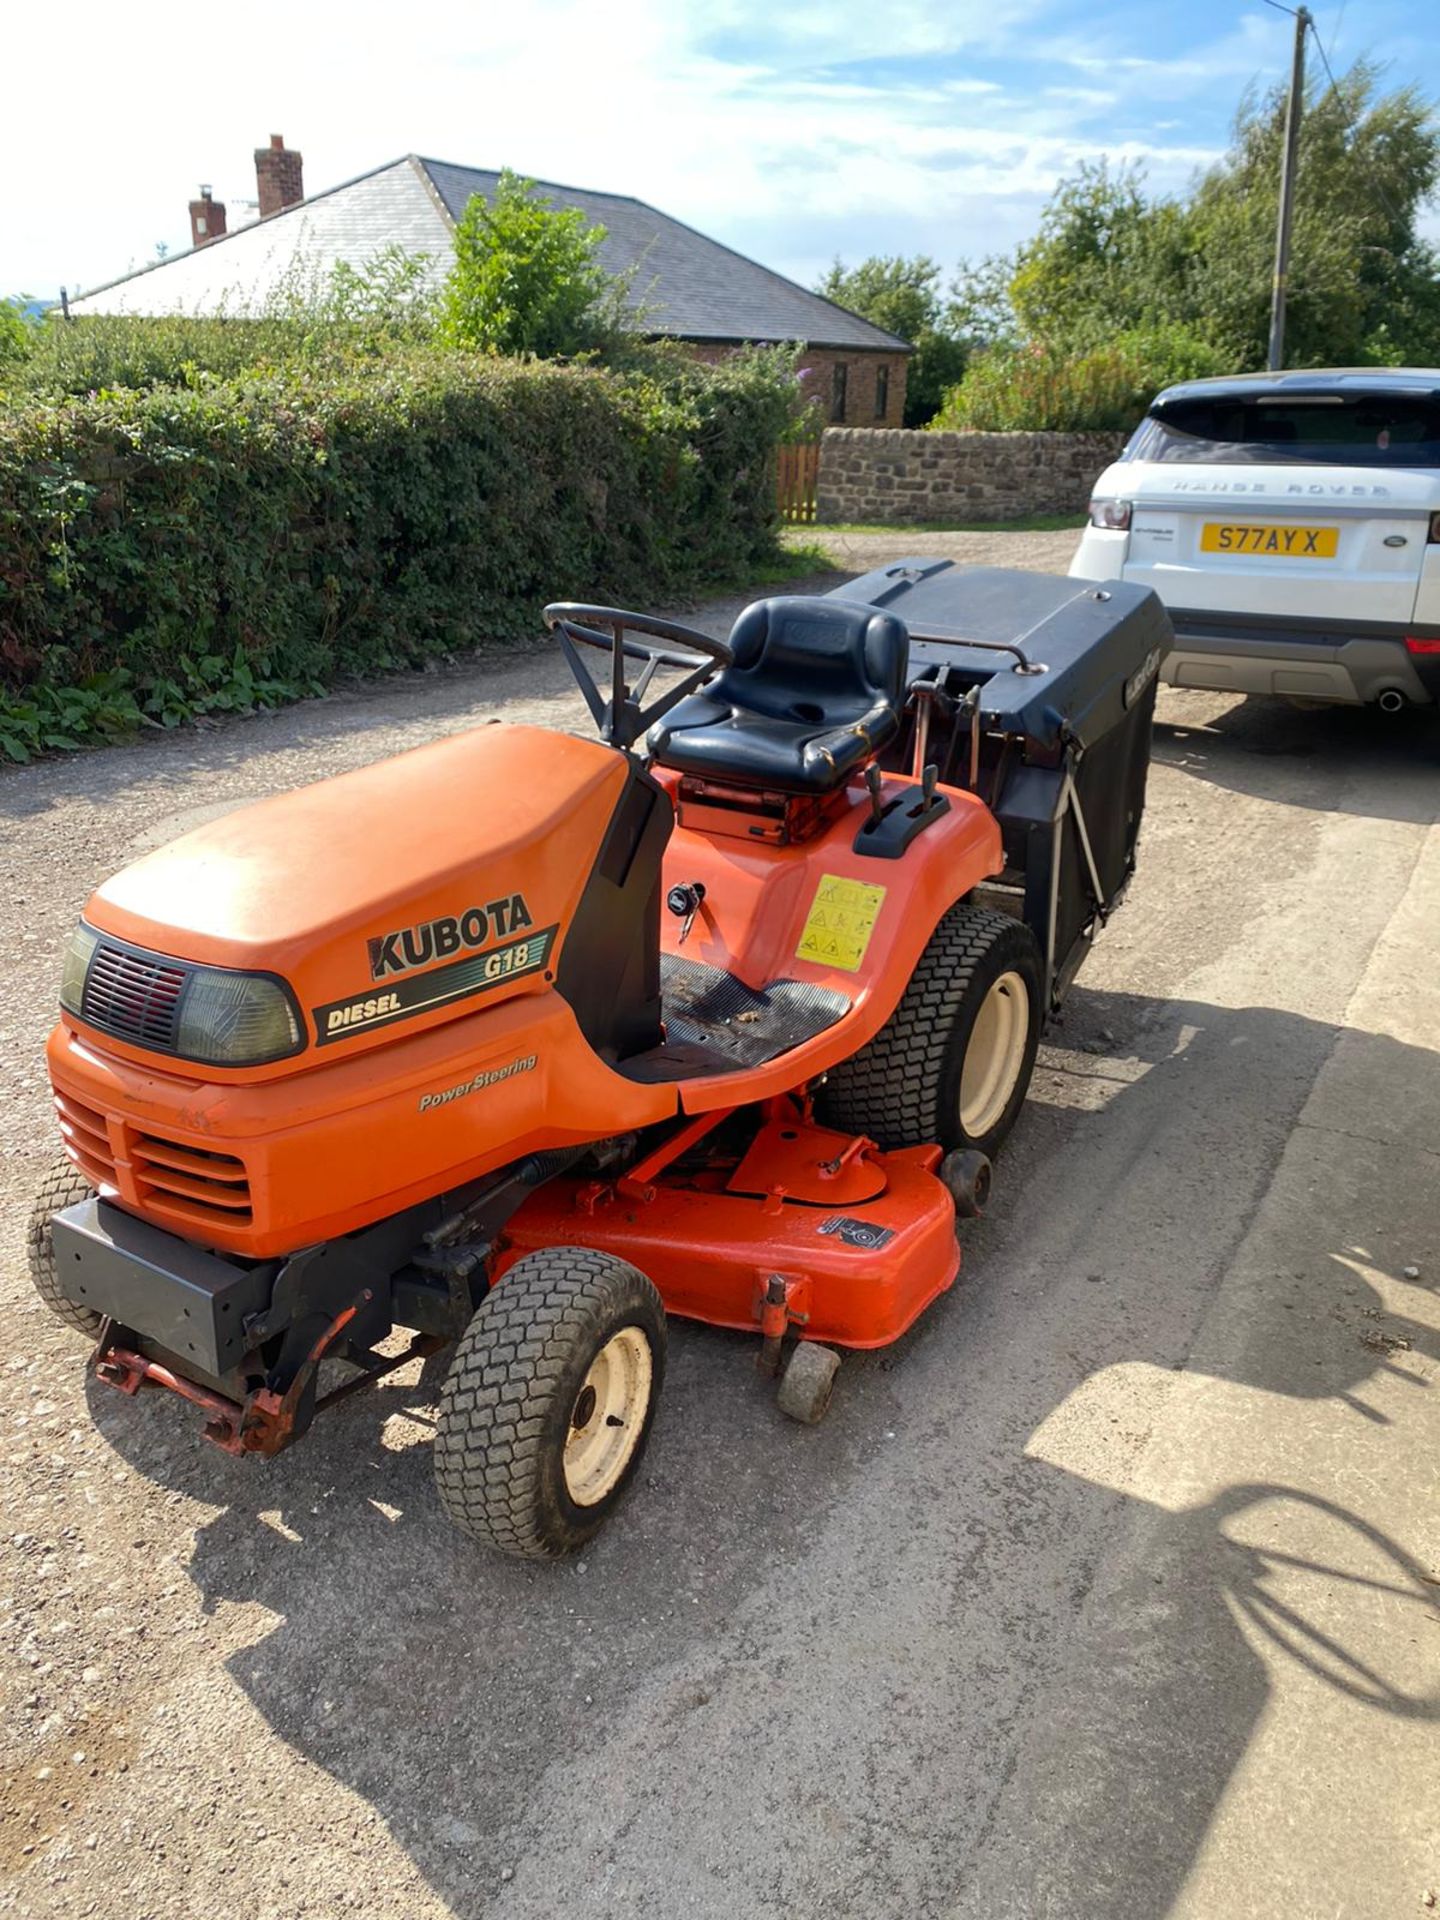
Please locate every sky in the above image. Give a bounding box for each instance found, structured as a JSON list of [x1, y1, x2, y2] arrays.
[[4, 0, 1437, 303]]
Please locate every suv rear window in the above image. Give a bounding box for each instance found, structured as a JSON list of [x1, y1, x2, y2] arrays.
[[1124, 392, 1440, 468]]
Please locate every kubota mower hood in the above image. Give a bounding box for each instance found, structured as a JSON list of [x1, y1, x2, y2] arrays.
[[74, 725, 628, 1070]]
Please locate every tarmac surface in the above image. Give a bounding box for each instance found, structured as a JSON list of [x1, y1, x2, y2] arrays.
[[1, 528, 1437, 1919]]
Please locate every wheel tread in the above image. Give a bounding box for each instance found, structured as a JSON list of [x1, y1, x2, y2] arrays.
[[816, 904, 1040, 1154], [27, 1158, 103, 1337], [434, 1247, 664, 1560]]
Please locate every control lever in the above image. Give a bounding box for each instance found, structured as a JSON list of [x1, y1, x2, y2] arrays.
[[921, 763, 939, 811], [865, 765, 886, 828], [909, 683, 934, 780], [665, 880, 706, 945]]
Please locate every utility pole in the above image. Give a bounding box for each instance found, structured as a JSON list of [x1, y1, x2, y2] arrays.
[[1267, 4, 1310, 371]]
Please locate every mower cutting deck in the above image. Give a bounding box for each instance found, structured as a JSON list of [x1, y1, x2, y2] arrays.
[[30, 562, 1169, 1558]]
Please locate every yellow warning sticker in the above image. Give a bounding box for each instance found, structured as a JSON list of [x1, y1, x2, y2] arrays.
[[795, 874, 887, 973]]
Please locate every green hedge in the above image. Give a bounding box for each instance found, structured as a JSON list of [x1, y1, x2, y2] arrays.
[[0, 346, 794, 759]]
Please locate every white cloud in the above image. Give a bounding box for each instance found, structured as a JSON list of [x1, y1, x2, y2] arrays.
[[0, 0, 1236, 298]]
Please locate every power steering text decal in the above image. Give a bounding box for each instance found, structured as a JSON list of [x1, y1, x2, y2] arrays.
[[313, 926, 557, 1044], [418, 1055, 537, 1112]]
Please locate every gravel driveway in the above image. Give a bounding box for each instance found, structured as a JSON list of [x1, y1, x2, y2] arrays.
[[790, 525, 1085, 576], [3, 527, 1438, 1920]]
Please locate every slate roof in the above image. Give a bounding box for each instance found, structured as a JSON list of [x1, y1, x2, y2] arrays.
[[72, 160, 451, 318], [71, 155, 909, 352]]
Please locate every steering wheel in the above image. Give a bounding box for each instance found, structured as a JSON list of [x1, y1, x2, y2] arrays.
[[543, 604, 734, 751]]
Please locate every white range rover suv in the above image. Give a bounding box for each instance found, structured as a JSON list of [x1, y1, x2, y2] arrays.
[[1070, 368, 1440, 710]]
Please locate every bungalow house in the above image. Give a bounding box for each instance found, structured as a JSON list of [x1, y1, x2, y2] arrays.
[[70, 139, 911, 427]]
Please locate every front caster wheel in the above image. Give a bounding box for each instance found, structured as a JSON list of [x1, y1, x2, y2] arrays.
[[27, 1159, 103, 1338], [777, 1341, 841, 1425], [434, 1247, 666, 1559], [940, 1148, 992, 1219]]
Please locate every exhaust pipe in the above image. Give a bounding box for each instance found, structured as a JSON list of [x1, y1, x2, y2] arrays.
[[1376, 688, 1408, 714]]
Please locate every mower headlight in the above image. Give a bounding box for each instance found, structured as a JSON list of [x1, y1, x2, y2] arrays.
[[59, 917, 303, 1066], [175, 969, 303, 1065], [59, 920, 101, 1014]]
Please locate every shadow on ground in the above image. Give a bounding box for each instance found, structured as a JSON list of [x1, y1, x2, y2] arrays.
[[1154, 690, 1440, 825], [83, 987, 1440, 1919], [15, 630, 1438, 1914]]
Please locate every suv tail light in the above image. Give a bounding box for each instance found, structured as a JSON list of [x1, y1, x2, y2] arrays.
[[1404, 635, 1440, 656], [1089, 498, 1132, 531]]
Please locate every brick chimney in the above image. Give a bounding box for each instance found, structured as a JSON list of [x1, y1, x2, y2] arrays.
[[254, 134, 304, 218], [188, 185, 227, 248]]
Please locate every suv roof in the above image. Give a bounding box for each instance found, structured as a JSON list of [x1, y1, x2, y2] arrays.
[[1154, 368, 1440, 407]]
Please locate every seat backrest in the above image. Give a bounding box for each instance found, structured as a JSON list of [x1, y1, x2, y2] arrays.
[[717, 597, 909, 726]]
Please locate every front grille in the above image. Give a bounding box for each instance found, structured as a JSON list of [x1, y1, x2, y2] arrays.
[[132, 1130, 252, 1224], [81, 943, 187, 1052], [54, 1090, 117, 1189], [53, 1090, 252, 1229]]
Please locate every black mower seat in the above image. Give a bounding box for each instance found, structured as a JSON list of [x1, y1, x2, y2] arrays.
[[646, 596, 910, 794]]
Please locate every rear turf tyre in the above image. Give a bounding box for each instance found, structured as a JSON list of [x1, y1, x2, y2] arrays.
[[27, 1160, 103, 1338], [433, 1247, 666, 1559], [816, 904, 1042, 1160]]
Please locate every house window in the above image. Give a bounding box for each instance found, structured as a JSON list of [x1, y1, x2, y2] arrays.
[[874, 365, 890, 421], [831, 363, 848, 423]]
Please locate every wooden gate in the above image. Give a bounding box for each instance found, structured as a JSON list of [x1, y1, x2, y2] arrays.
[[776, 442, 820, 523]]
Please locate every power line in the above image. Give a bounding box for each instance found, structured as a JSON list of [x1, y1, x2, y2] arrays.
[[1267, 0, 1405, 229], [1305, 16, 1407, 229]]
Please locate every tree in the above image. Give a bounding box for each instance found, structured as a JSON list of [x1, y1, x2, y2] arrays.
[[1005, 60, 1440, 370], [1008, 161, 1195, 347], [439, 170, 625, 359], [946, 252, 1022, 354], [816, 255, 968, 425], [1182, 60, 1440, 366]]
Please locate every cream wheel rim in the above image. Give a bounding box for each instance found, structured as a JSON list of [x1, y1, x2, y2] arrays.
[[563, 1327, 653, 1507], [958, 970, 1030, 1138]]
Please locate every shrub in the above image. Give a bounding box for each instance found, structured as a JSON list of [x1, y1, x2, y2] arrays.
[[0, 299, 34, 371], [931, 325, 1228, 433], [5, 249, 437, 402], [0, 347, 796, 760], [439, 172, 628, 360]]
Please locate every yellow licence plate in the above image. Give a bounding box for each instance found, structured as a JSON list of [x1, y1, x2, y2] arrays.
[[1201, 521, 1339, 558]]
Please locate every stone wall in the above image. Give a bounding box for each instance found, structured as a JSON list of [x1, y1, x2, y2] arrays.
[[817, 427, 1127, 524]]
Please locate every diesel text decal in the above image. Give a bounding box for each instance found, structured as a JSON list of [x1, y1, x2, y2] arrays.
[[314, 925, 557, 1044]]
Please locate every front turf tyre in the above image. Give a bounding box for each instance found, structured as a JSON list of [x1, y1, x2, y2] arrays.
[[27, 1160, 104, 1338], [816, 904, 1042, 1161], [433, 1247, 666, 1560]]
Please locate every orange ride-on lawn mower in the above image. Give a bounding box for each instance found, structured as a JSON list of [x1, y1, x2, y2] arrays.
[[29, 560, 1169, 1558]]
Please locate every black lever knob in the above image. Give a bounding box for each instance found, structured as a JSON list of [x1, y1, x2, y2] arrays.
[[864, 764, 885, 827]]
